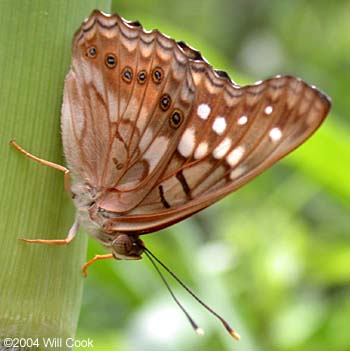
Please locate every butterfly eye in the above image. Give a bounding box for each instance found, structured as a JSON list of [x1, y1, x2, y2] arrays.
[[160, 94, 171, 111], [152, 67, 164, 84], [169, 109, 184, 129], [111, 234, 133, 256], [137, 70, 147, 84], [122, 66, 133, 82], [86, 46, 97, 58], [105, 53, 117, 68]]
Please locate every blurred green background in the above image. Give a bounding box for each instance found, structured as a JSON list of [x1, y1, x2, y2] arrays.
[[1, 0, 348, 350], [76, 1, 349, 351]]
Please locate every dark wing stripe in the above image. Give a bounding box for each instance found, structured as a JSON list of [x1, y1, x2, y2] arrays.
[[176, 170, 192, 199], [159, 185, 171, 208]]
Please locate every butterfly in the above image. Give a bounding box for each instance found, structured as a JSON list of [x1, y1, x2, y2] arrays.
[[11, 9, 331, 340]]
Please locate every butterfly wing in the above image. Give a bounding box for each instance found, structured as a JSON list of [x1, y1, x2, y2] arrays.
[[105, 69, 330, 234], [61, 11, 196, 210], [62, 11, 330, 235]]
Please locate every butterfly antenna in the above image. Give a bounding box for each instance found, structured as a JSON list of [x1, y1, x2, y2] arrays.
[[144, 250, 204, 336], [143, 247, 240, 340]]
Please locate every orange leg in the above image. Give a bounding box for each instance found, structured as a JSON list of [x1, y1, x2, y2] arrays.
[[82, 254, 115, 277], [19, 218, 79, 245], [10, 140, 71, 194]]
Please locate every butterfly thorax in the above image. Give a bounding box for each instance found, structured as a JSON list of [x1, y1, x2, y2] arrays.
[[71, 180, 144, 260]]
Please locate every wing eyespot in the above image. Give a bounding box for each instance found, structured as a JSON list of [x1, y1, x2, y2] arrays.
[[160, 94, 171, 111], [169, 109, 184, 129], [85, 46, 97, 58], [105, 53, 117, 68], [122, 66, 133, 83], [137, 70, 147, 84], [152, 66, 164, 84]]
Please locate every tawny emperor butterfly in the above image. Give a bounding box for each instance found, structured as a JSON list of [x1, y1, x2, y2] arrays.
[[11, 9, 331, 340]]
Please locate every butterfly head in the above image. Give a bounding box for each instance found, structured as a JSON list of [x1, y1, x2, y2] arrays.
[[111, 234, 144, 260]]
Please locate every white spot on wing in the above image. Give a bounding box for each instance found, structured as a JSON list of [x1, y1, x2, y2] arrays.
[[269, 127, 282, 142], [230, 166, 246, 180], [212, 116, 227, 135], [226, 146, 245, 167], [264, 105, 273, 115], [197, 104, 211, 120], [143, 136, 169, 172], [213, 137, 231, 159], [178, 128, 196, 157], [237, 115, 248, 125], [194, 142, 208, 159]]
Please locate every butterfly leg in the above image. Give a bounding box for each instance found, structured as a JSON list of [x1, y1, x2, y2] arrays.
[[10, 140, 71, 194], [82, 253, 115, 277], [19, 217, 79, 245]]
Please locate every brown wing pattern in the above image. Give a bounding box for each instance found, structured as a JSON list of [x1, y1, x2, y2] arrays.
[[62, 10, 331, 234], [106, 68, 330, 234], [61, 11, 196, 212]]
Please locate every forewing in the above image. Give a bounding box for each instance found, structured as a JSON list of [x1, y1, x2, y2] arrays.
[[61, 11, 195, 211], [105, 67, 330, 234]]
